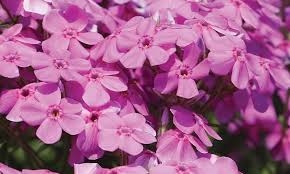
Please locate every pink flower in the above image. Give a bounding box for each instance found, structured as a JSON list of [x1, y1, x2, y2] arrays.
[[218, 0, 260, 28], [22, 169, 58, 174], [23, 0, 51, 15], [90, 16, 143, 63], [0, 41, 34, 78], [154, 44, 209, 99], [266, 126, 290, 163], [0, 163, 21, 174], [80, 64, 128, 107], [156, 129, 207, 163], [32, 49, 91, 82], [42, 5, 103, 50], [1, 83, 39, 122], [97, 166, 148, 174], [129, 150, 159, 170], [21, 83, 85, 144], [195, 157, 240, 174], [112, 83, 149, 116], [208, 35, 261, 89], [0, 24, 40, 45], [255, 58, 290, 90], [117, 17, 177, 68], [76, 102, 120, 160], [150, 161, 201, 174], [98, 113, 156, 155], [170, 106, 222, 146], [74, 163, 147, 174]]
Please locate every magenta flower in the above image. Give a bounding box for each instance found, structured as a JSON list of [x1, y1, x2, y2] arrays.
[[98, 113, 156, 155], [117, 17, 177, 68], [22, 169, 58, 174], [0, 41, 34, 78], [32, 49, 91, 82], [154, 44, 209, 99], [21, 83, 85, 144], [43, 5, 103, 50], [208, 35, 261, 89], [81, 64, 128, 107], [170, 106, 221, 146], [156, 129, 207, 163]]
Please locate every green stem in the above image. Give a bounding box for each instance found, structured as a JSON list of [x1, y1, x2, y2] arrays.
[[0, 118, 44, 168]]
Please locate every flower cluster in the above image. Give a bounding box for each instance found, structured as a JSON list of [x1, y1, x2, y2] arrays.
[[0, 0, 289, 174]]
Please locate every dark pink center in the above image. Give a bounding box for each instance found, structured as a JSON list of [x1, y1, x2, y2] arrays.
[[139, 36, 153, 49], [3, 53, 20, 62], [53, 59, 68, 69]]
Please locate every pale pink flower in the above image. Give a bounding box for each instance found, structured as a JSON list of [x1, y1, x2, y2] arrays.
[[21, 83, 85, 144], [154, 44, 209, 99], [117, 17, 177, 68], [76, 102, 120, 160], [98, 113, 156, 155], [0, 24, 40, 45], [208, 35, 261, 89], [150, 161, 201, 174], [0, 163, 21, 174], [0, 41, 34, 78], [32, 49, 91, 82], [1, 83, 38, 122], [42, 5, 103, 50], [80, 64, 128, 107], [156, 129, 207, 163], [23, 0, 52, 15], [170, 106, 222, 147], [22, 169, 58, 174]]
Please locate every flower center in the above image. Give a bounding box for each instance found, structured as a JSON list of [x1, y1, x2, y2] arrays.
[[19, 87, 35, 99], [138, 36, 153, 49], [108, 171, 118, 174], [176, 132, 186, 139], [90, 111, 100, 122], [3, 53, 20, 62], [233, 48, 245, 62], [177, 65, 192, 79], [47, 105, 63, 119], [176, 165, 191, 174], [53, 59, 69, 69], [117, 126, 133, 136], [63, 28, 77, 38]]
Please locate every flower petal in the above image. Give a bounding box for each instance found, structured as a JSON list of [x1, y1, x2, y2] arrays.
[[58, 114, 85, 135], [36, 118, 62, 144]]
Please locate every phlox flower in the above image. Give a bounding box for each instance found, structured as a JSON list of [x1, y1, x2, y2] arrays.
[[21, 83, 85, 144], [32, 48, 91, 83], [98, 113, 156, 155], [74, 163, 147, 174], [156, 129, 207, 163], [0, 24, 40, 44], [170, 106, 222, 147], [154, 44, 209, 99], [117, 17, 177, 68], [76, 102, 120, 160], [0, 83, 39, 122], [80, 64, 128, 107], [0, 41, 34, 78], [23, 0, 52, 15], [42, 5, 103, 51], [208, 35, 261, 89]]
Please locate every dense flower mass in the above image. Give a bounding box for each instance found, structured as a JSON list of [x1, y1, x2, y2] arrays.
[[0, 0, 289, 174]]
